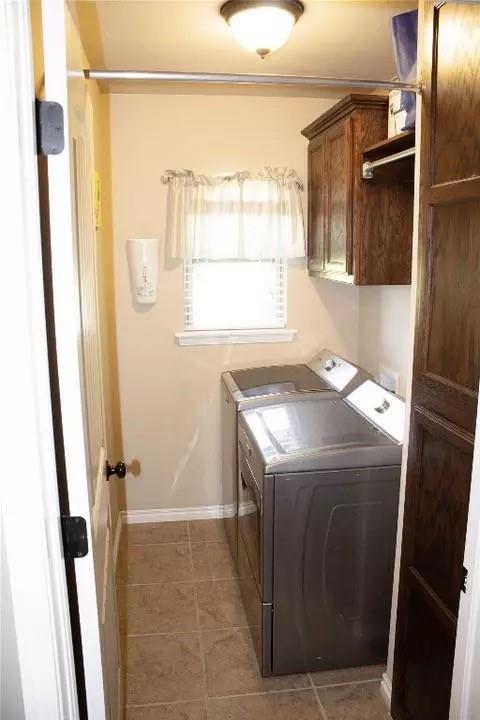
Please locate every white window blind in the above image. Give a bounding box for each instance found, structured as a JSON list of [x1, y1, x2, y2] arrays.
[[184, 258, 286, 331]]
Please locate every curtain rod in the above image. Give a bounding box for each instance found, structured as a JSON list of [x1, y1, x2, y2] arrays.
[[84, 69, 419, 92], [362, 146, 416, 180]]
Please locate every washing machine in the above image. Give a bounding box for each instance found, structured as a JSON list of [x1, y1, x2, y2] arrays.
[[221, 349, 371, 559], [237, 380, 405, 676]]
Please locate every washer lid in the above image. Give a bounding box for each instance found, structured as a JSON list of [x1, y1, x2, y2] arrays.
[[241, 397, 400, 472], [230, 364, 330, 397]]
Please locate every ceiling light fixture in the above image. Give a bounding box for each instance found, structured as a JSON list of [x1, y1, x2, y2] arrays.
[[220, 0, 304, 59]]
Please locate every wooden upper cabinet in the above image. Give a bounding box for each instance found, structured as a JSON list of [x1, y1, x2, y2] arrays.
[[302, 94, 413, 285]]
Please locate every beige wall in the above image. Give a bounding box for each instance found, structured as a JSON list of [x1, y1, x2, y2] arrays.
[[110, 92, 362, 512], [358, 286, 412, 397]]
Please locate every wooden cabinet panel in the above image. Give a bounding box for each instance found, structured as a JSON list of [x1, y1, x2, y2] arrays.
[[392, 4, 480, 719], [432, 5, 480, 185], [400, 590, 455, 720], [307, 141, 325, 273], [324, 120, 353, 275], [426, 201, 480, 392], [412, 416, 472, 616], [302, 95, 413, 285]]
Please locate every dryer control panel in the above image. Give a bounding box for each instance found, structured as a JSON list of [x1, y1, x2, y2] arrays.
[[346, 380, 405, 444]]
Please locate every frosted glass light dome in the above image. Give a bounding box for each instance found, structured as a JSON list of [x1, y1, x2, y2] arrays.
[[221, 1, 304, 58]]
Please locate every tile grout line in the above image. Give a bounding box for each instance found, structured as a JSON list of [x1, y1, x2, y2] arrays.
[[207, 686, 326, 700], [123, 623, 253, 639], [123, 629, 202, 638], [308, 673, 329, 720], [125, 696, 207, 709], [124, 684, 330, 708], [117, 579, 195, 588], [313, 677, 383, 690], [117, 574, 240, 589], [120, 539, 231, 549], [188, 521, 209, 714]]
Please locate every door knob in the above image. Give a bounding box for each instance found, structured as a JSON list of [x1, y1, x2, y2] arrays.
[[106, 460, 127, 480]]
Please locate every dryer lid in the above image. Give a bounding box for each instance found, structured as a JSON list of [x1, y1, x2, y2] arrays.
[[242, 397, 393, 462]]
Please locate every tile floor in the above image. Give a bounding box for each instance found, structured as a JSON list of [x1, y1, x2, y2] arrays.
[[117, 519, 392, 720]]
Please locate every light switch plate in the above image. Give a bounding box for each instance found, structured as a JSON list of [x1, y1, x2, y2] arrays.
[[378, 365, 400, 394]]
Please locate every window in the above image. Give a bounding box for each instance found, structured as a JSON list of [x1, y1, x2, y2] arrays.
[[162, 168, 305, 343], [184, 258, 286, 331]]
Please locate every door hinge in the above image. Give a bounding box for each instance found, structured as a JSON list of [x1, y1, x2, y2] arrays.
[[35, 100, 65, 156], [461, 566, 468, 594], [61, 515, 89, 560]]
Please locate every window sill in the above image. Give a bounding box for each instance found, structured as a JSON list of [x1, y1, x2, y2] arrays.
[[175, 328, 298, 347]]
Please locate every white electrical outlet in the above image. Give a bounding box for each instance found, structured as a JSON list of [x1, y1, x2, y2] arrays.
[[378, 365, 400, 394]]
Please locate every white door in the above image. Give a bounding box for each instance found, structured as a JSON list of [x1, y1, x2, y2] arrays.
[[39, 1, 121, 717], [70, 87, 122, 720]]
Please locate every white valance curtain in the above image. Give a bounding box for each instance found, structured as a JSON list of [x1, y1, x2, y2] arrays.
[[161, 167, 306, 260]]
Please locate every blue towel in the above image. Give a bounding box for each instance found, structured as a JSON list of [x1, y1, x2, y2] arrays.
[[391, 10, 418, 131]]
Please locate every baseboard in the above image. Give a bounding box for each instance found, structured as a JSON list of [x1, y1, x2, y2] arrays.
[[121, 503, 236, 524], [112, 512, 123, 571], [380, 672, 392, 713]]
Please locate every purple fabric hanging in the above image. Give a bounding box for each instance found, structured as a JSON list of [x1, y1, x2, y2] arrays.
[[391, 9, 418, 131]]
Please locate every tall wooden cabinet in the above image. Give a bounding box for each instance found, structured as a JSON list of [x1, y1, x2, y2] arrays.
[[302, 94, 413, 285], [392, 4, 480, 720]]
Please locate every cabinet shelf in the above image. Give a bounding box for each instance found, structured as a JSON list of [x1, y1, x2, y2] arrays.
[[363, 130, 415, 158]]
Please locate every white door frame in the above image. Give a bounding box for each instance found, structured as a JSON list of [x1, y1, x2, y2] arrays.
[[0, 1, 78, 718]]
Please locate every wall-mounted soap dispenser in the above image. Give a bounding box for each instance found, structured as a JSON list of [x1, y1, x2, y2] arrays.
[[126, 238, 159, 305]]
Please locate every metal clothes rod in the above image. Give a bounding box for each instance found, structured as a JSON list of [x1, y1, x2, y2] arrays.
[[362, 146, 416, 180], [85, 69, 419, 92]]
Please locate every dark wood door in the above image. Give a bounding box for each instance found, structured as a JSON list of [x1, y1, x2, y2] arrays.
[[392, 4, 480, 720], [324, 119, 353, 275], [307, 138, 326, 273]]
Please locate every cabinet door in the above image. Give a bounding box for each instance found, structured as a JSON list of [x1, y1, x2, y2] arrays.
[[307, 139, 325, 272], [392, 4, 480, 720], [324, 119, 353, 276]]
